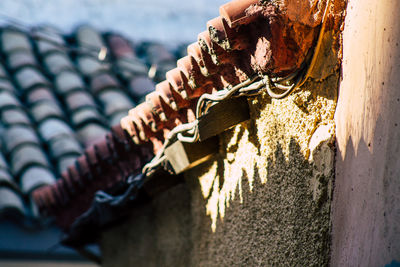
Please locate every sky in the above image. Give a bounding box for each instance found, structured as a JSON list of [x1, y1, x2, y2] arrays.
[[0, 0, 228, 43]]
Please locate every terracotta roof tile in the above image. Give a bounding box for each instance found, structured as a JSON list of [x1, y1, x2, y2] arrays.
[[0, 78, 16, 93], [1, 29, 32, 53], [38, 118, 74, 142], [107, 34, 149, 79], [10, 144, 50, 177], [207, 17, 230, 50], [65, 91, 98, 112], [219, 0, 260, 28], [76, 123, 108, 147], [129, 76, 155, 100], [32, 124, 153, 227], [76, 25, 105, 50], [189, 41, 218, 76], [0, 63, 9, 78], [66, 164, 85, 191], [43, 53, 74, 75], [71, 108, 107, 128], [108, 111, 129, 127], [3, 126, 41, 153], [115, 58, 148, 79], [7, 50, 38, 71], [26, 87, 58, 105], [0, 108, 31, 126], [146, 91, 173, 122], [48, 137, 83, 159], [30, 101, 65, 122], [145, 43, 176, 65], [31, 25, 66, 55], [165, 68, 191, 99], [0, 169, 17, 191], [57, 155, 80, 175], [75, 155, 90, 180], [0, 91, 22, 110], [90, 72, 120, 94], [35, 37, 64, 56], [155, 80, 185, 110], [143, 43, 177, 82], [76, 56, 110, 76], [55, 71, 85, 95], [20, 167, 56, 194], [98, 90, 133, 116], [177, 55, 205, 89], [84, 146, 99, 168], [0, 154, 9, 170], [107, 34, 136, 59], [15, 67, 51, 91], [0, 188, 26, 219]]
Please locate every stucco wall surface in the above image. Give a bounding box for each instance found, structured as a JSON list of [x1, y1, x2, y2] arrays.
[[100, 1, 346, 266], [331, 0, 400, 265]]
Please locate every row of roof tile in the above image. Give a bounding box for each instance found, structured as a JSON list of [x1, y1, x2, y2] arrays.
[[120, 0, 278, 153], [0, 23, 180, 225], [120, 0, 319, 153], [31, 0, 274, 224], [32, 125, 153, 228], [32, 0, 321, 229]]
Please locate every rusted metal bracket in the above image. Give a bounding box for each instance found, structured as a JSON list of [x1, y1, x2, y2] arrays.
[[164, 96, 250, 174]]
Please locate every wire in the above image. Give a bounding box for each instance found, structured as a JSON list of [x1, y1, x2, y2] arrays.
[[142, 0, 333, 176], [262, 0, 332, 99], [263, 70, 304, 99], [141, 69, 305, 176], [141, 75, 266, 176]]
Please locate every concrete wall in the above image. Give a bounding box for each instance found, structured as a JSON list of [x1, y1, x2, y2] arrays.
[[0, 261, 95, 267], [100, 10, 345, 265], [331, 0, 400, 265]]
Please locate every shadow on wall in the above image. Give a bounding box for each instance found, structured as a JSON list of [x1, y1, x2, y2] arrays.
[[332, 114, 400, 266], [101, 28, 341, 266], [189, 26, 341, 237], [185, 136, 333, 266], [190, 73, 338, 227], [101, 101, 338, 266], [178, 37, 340, 263], [101, 76, 339, 267]]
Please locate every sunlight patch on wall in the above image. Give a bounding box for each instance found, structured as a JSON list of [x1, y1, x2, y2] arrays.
[[199, 72, 338, 231]]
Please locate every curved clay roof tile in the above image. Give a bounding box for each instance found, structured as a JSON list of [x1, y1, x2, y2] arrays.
[[219, 0, 260, 28], [146, 92, 170, 122], [165, 68, 190, 100], [207, 16, 230, 51]]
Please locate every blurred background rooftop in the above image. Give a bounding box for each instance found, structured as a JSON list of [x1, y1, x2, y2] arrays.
[[0, 0, 227, 43], [0, 1, 228, 265]]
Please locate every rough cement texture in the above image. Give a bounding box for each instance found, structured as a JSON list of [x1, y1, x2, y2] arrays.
[[100, 2, 346, 266], [332, 0, 400, 265], [101, 68, 338, 266], [181, 73, 337, 267], [101, 79, 337, 266], [101, 184, 192, 267]]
